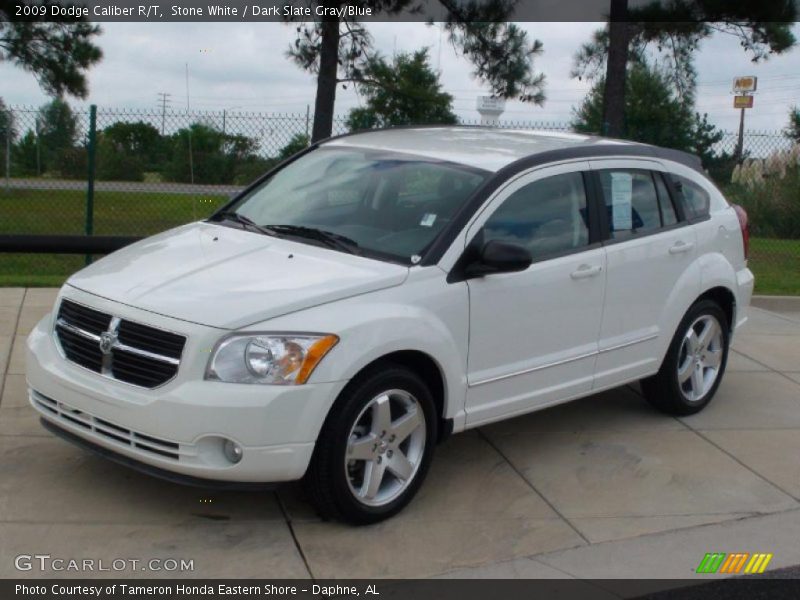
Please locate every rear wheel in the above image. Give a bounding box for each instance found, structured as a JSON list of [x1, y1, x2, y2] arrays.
[[641, 300, 729, 415], [304, 364, 437, 524]]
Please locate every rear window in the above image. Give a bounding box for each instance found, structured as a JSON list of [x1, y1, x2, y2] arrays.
[[673, 175, 711, 221]]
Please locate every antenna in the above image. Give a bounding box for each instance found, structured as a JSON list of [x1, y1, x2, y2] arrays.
[[437, 23, 443, 75], [185, 63, 191, 111]]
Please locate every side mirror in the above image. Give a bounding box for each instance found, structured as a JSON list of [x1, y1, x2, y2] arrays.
[[465, 240, 532, 277]]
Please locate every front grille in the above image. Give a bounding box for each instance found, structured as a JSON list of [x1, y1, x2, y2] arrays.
[[55, 299, 186, 389], [32, 391, 181, 460]]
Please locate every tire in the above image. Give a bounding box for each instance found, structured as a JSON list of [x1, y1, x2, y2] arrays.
[[641, 299, 730, 416], [304, 363, 438, 525]]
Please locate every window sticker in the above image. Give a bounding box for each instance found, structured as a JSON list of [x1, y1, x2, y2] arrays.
[[420, 213, 437, 227], [610, 172, 633, 230]]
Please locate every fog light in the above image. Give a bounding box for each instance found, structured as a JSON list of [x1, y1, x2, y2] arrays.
[[223, 439, 243, 464]]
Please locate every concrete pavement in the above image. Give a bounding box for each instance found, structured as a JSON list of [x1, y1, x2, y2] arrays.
[[1, 288, 799, 581]]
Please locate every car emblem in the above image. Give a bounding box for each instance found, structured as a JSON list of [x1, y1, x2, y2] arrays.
[[99, 331, 117, 355]]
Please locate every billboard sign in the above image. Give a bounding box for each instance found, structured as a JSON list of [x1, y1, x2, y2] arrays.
[[733, 76, 758, 93]]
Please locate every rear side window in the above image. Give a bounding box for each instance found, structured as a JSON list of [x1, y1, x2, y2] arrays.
[[654, 174, 678, 227], [596, 169, 661, 239], [673, 175, 711, 220]]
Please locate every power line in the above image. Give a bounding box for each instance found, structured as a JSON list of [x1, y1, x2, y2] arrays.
[[156, 92, 172, 134]]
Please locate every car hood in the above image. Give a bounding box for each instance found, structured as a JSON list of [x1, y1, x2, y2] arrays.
[[67, 222, 409, 329]]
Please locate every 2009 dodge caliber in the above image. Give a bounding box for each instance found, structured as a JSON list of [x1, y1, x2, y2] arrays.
[[27, 127, 753, 524]]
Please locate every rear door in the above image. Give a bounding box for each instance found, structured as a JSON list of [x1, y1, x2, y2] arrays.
[[589, 159, 700, 389]]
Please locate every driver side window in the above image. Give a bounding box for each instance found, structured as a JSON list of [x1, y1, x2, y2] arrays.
[[482, 172, 590, 260]]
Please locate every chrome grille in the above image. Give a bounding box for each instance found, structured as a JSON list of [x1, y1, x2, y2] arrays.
[[55, 299, 186, 389]]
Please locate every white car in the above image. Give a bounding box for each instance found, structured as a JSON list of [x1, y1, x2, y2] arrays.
[[27, 127, 753, 524]]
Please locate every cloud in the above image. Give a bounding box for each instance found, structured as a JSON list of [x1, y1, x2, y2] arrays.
[[1, 21, 798, 131]]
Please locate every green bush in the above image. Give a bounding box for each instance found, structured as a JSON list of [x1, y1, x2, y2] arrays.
[[233, 157, 277, 186], [724, 165, 800, 239], [96, 136, 145, 181], [54, 147, 88, 179]]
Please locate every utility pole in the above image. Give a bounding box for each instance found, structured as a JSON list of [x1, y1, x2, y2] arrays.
[[157, 92, 172, 135], [736, 107, 746, 161], [732, 76, 757, 162]]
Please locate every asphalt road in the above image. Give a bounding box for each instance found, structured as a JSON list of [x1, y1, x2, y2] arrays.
[[2, 177, 242, 196]]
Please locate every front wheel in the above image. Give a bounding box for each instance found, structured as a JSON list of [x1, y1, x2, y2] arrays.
[[304, 364, 437, 524], [641, 300, 730, 416]]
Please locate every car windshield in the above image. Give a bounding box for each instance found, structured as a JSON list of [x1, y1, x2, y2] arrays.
[[218, 147, 489, 263]]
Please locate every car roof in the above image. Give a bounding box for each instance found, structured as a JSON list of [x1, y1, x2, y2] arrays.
[[322, 126, 701, 173]]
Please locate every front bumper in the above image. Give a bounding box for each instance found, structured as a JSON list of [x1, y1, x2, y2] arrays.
[[40, 418, 275, 490], [26, 301, 348, 483]]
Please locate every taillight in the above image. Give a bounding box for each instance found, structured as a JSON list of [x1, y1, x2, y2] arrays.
[[732, 204, 750, 260]]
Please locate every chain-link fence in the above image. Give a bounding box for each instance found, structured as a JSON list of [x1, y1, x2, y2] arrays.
[[1, 104, 797, 293]]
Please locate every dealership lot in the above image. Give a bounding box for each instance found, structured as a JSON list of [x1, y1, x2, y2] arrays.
[[1, 288, 799, 580]]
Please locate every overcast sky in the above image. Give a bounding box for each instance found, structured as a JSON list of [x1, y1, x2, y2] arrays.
[[2, 21, 799, 132]]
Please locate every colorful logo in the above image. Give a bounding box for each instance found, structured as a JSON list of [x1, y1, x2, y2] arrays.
[[696, 552, 773, 574]]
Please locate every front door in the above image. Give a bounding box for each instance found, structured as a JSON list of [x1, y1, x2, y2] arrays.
[[463, 163, 607, 427]]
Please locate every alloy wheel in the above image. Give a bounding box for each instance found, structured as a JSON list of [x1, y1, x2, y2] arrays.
[[677, 314, 724, 402], [344, 389, 427, 507]]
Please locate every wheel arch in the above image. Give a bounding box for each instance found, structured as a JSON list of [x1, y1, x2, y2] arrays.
[[336, 350, 452, 443], [655, 281, 736, 370], [695, 286, 736, 333]]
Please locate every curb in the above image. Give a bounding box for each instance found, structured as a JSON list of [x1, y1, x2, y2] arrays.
[[752, 295, 800, 313]]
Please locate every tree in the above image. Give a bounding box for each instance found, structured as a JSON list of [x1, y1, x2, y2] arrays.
[[12, 131, 38, 176], [165, 123, 260, 185], [30, 98, 82, 177], [787, 107, 800, 143], [98, 121, 166, 180], [573, 62, 722, 164], [277, 133, 310, 161], [0, 98, 16, 144], [102, 122, 164, 165], [573, 1, 796, 136], [38, 98, 78, 151], [346, 49, 457, 131], [0, 98, 13, 182], [1, 2, 102, 98], [286, 1, 545, 142]]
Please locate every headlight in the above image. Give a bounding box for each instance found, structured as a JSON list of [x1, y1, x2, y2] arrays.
[[206, 334, 338, 385]]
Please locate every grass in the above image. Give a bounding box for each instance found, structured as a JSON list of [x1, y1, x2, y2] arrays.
[[0, 188, 226, 287], [1, 188, 799, 294], [748, 237, 800, 296]]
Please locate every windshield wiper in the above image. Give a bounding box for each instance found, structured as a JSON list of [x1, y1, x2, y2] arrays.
[[214, 211, 276, 237], [264, 224, 360, 255]]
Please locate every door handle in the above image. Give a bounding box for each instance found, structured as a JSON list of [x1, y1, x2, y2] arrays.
[[669, 241, 694, 255], [570, 264, 603, 280]]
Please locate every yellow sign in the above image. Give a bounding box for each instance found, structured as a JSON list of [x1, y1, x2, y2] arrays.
[[733, 76, 758, 93], [734, 95, 754, 109]]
